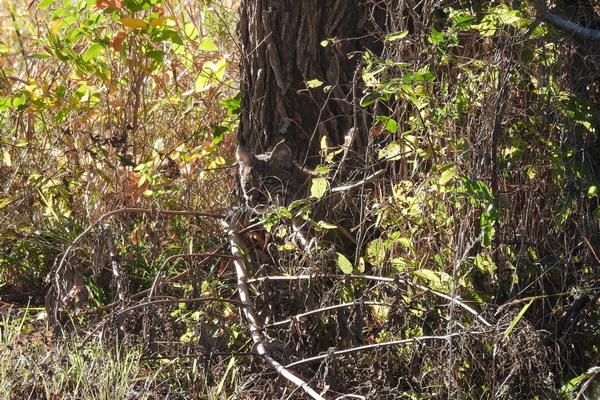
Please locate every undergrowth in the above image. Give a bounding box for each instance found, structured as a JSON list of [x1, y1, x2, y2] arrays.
[[0, 0, 599, 399]]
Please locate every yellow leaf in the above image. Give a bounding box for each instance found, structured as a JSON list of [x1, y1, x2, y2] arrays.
[[149, 17, 168, 27], [50, 19, 63, 34], [121, 17, 147, 29]]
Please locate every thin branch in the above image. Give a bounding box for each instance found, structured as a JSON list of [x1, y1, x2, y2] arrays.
[[265, 301, 390, 328], [286, 332, 468, 368], [249, 274, 492, 327], [330, 169, 385, 193], [532, 0, 600, 41], [222, 220, 325, 400]]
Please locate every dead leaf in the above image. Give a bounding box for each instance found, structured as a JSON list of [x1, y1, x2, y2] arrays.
[[111, 31, 128, 51], [96, 0, 122, 9]]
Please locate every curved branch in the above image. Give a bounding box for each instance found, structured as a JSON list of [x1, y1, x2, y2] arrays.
[[285, 332, 469, 368], [532, 0, 600, 41]]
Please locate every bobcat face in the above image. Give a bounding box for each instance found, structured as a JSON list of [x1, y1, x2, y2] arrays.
[[237, 142, 308, 214]]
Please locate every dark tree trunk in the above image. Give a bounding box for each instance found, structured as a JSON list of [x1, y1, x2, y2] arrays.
[[238, 0, 383, 166]]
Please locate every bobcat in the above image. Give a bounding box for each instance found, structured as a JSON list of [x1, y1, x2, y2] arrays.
[[236, 141, 311, 214]]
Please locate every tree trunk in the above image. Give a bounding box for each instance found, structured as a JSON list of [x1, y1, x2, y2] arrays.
[[238, 0, 382, 166]]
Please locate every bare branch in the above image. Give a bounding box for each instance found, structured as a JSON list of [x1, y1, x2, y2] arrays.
[[330, 169, 385, 193], [286, 332, 469, 368], [265, 301, 390, 328], [222, 220, 325, 400], [532, 0, 600, 41]]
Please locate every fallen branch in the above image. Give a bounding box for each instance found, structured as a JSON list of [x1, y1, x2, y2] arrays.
[[249, 274, 492, 327], [286, 332, 468, 368], [221, 220, 325, 400], [532, 0, 600, 41]]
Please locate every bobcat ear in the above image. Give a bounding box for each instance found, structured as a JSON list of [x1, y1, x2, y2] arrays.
[[236, 145, 253, 166], [269, 141, 293, 169]]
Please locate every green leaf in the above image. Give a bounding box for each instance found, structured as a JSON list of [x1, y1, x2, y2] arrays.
[[378, 142, 403, 161], [316, 220, 337, 230], [39, 0, 55, 9], [428, 28, 446, 44], [82, 43, 103, 62], [336, 253, 353, 274], [413, 269, 452, 293], [385, 30, 409, 41], [195, 58, 227, 91], [439, 165, 456, 186], [199, 37, 218, 51], [366, 238, 386, 266], [376, 116, 398, 133], [503, 300, 533, 337], [184, 22, 199, 40], [306, 79, 324, 88], [587, 185, 598, 198], [310, 177, 328, 199], [359, 91, 381, 107]]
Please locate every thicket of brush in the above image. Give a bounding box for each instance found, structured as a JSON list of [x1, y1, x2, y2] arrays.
[[0, 0, 598, 398]]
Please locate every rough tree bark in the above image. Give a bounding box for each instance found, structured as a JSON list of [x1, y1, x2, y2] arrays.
[[237, 0, 383, 166]]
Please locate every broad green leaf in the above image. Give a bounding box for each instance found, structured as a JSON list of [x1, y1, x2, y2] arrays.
[[199, 37, 218, 51], [184, 22, 199, 40], [195, 59, 227, 91], [314, 165, 329, 175], [39, 0, 55, 9], [587, 186, 598, 198], [359, 91, 381, 107], [310, 177, 328, 199], [474, 253, 496, 274], [336, 253, 353, 274], [428, 28, 446, 44], [413, 269, 452, 293], [275, 207, 292, 219], [378, 142, 404, 161], [82, 43, 103, 62], [366, 238, 386, 266], [376, 116, 398, 133], [439, 165, 456, 186]]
